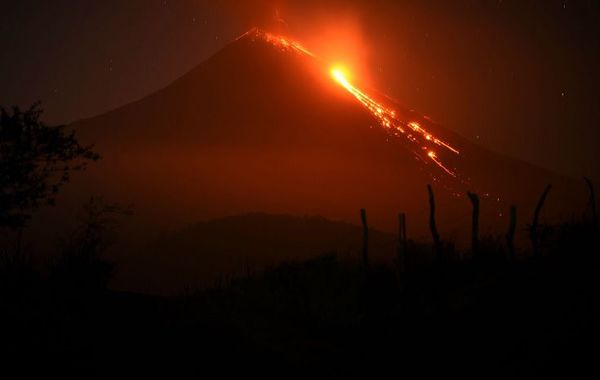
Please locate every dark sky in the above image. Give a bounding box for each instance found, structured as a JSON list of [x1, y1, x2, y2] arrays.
[[1, 0, 599, 180]]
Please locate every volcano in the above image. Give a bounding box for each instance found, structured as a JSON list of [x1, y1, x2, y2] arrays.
[[57, 29, 583, 292], [71, 29, 581, 228]]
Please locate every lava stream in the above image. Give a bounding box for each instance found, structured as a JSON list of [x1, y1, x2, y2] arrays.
[[331, 68, 459, 177], [248, 28, 460, 178]]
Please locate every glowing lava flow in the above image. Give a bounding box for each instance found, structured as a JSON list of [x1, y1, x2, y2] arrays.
[[243, 28, 315, 58], [331, 68, 459, 176], [246, 28, 460, 177]]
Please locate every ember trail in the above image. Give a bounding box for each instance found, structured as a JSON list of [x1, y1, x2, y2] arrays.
[[246, 28, 460, 177]]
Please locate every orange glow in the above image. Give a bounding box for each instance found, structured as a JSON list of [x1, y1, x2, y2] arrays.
[[245, 28, 315, 58], [409, 122, 460, 155], [249, 28, 460, 178], [331, 68, 352, 90], [329, 67, 458, 177], [301, 16, 371, 85], [427, 151, 455, 177]]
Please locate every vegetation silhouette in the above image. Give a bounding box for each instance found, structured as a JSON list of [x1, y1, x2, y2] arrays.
[[0, 104, 599, 377], [50, 197, 131, 295], [0, 103, 99, 230]]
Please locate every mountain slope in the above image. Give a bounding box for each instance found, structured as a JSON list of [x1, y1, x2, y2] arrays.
[[60, 30, 583, 245], [116, 213, 397, 294], [39, 29, 586, 293]]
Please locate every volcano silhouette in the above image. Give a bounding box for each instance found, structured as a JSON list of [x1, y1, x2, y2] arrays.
[[59, 30, 583, 292], [71, 30, 580, 232]]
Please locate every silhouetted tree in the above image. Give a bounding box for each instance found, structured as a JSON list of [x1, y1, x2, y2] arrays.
[[0, 103, 99, 229], [51, 197, 131, 293]]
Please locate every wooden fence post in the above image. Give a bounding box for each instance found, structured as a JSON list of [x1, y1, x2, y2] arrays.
[[584, 177, 597, 225], [427, 185, 443, 262], [360, 208, 369, 271], [467, 192, 480, 254], [530, 185, 552, 257], [506, 205, 517, 261], [398, 213, 408, 271]]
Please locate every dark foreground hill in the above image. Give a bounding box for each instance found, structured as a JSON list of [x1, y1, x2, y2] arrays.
[[3, 220, 599, 378], [114, 213, 398, 294], [22, 29, 586, 294]]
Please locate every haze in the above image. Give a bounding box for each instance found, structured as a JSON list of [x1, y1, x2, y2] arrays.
[[1, 0, 599, 181]]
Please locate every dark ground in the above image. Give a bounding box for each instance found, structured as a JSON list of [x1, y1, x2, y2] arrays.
[[1, 220, 599, 379]]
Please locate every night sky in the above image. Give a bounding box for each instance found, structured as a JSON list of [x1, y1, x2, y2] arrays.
[[1, 0, 599, 180]]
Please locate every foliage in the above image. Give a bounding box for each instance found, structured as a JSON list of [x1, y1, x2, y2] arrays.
[[0, 103, 99, 229], [50, 197, 131, 293]]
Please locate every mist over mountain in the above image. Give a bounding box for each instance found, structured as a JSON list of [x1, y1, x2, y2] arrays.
[[38, 29, 584, 292], [3, 3, 600, 375], [114, 213, 399, 294], [71, 30, 580, 223]]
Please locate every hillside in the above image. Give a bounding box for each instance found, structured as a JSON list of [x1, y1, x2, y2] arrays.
[[42, 29, 586, 292]]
